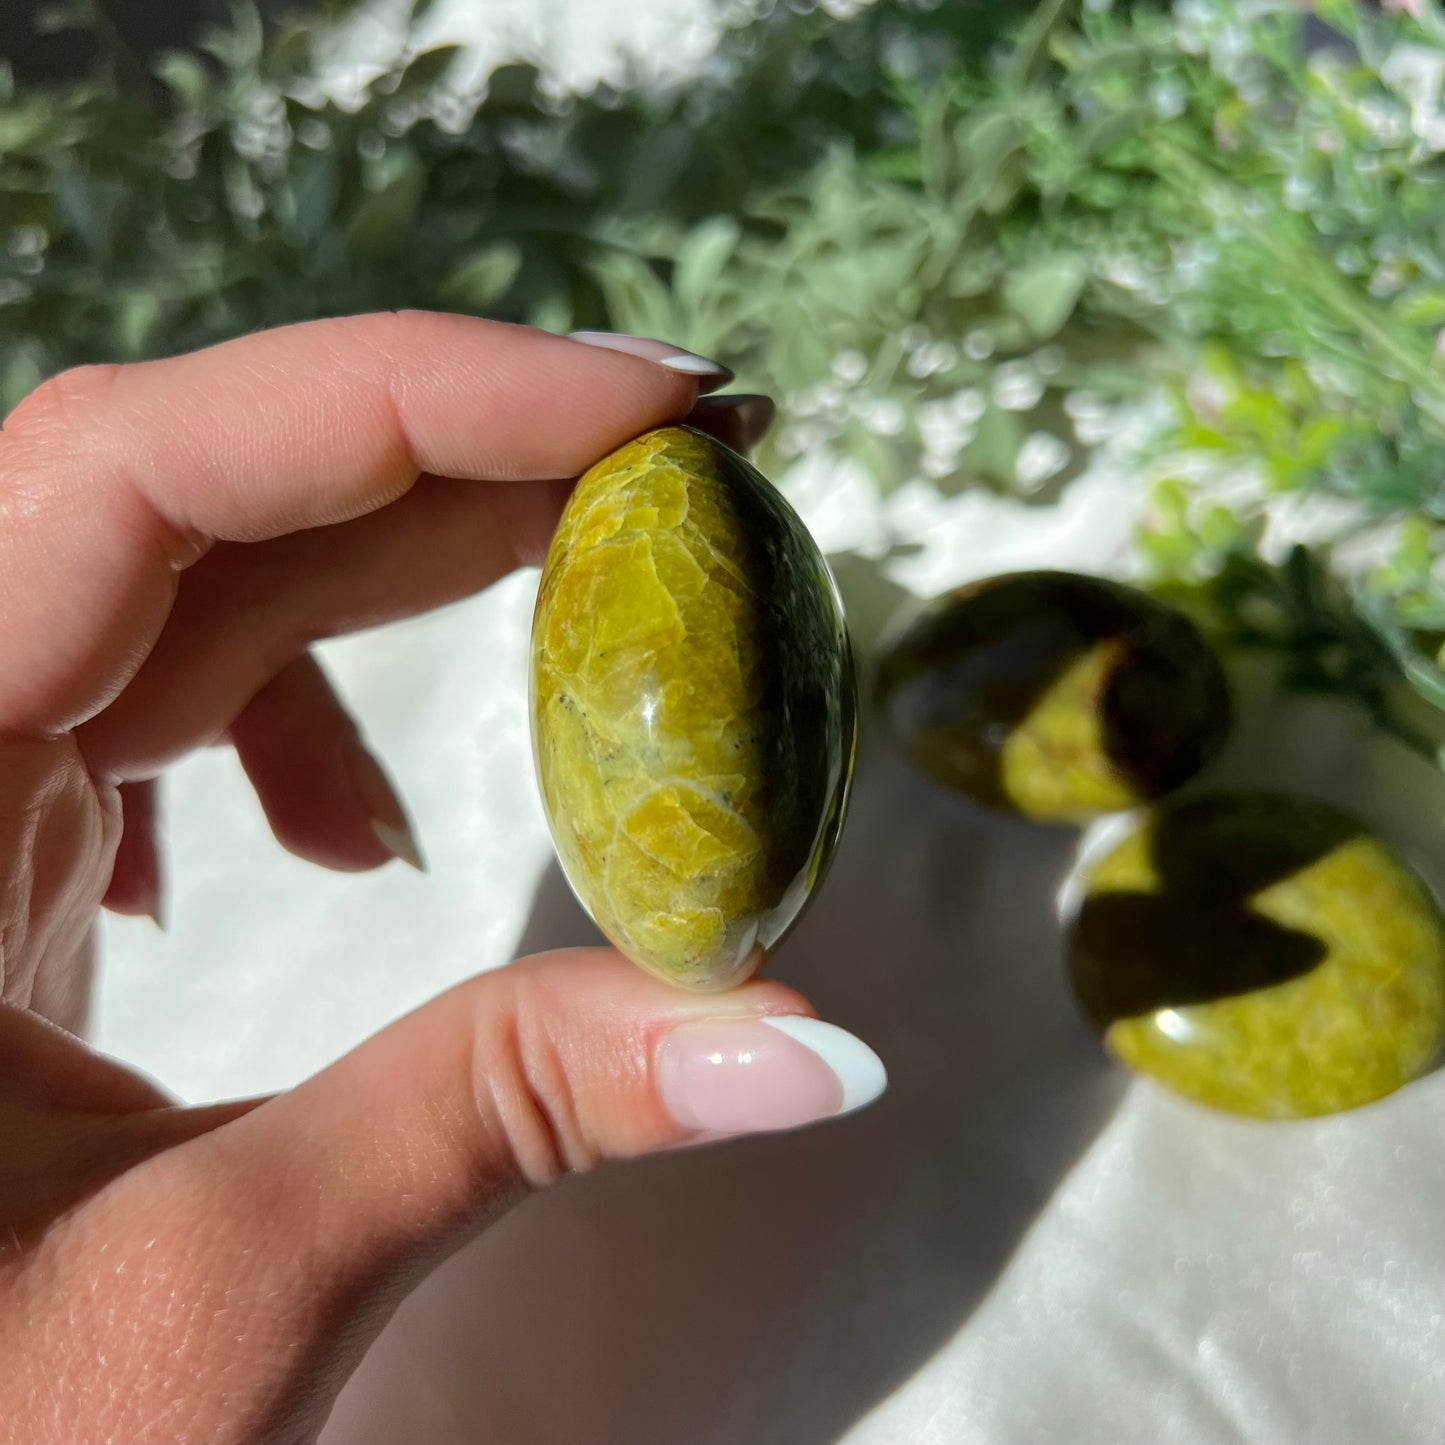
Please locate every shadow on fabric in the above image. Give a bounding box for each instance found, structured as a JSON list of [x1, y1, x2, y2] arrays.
[[323, 551, 1126, 1445]]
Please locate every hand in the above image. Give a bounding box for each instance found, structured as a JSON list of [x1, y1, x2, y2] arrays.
[[0, 314, 885, 1444]]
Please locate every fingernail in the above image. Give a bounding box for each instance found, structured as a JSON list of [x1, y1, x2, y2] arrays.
[[695, 393, 776, 447], [568, 331, 733, 392], [657, 1015, 886, 1136], [370, 820, 425, 872], [347, 745, 426, 872], [131, 878, 165, 932], [132, 851, 166, 932]]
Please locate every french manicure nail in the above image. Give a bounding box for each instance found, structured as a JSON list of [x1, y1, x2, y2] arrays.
[[131, 878, 165, 932], [348, 745, 426, 872], [369, 820, 425, 872], [568, 331, 734, 391], [130, 852, 165, 932], [657, 1015, 886, 1136]]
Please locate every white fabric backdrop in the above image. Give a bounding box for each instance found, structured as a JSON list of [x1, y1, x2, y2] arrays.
[[95, 436, 1445, 1445], [93, 4, 1445, 1440]]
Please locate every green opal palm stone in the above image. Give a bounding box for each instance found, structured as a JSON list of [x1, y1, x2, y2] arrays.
[[530, 426, 856, 992], [1067, 792, 1445, 1118], [876, 571, 1231, 825]]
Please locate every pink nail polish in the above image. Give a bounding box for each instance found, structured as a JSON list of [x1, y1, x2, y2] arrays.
[[656, 1016, 886, 1136]]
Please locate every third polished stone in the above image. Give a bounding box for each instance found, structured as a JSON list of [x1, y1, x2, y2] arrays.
[[530, 426, 855, 991]]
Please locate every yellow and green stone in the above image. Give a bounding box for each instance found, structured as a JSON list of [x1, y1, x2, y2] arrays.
[[876, 571, 1231, 825], [530, 426, 855, 992], [1067, 792, 1445, 1118]]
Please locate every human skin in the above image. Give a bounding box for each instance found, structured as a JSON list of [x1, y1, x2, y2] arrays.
[[0, 313, 882, 1444]]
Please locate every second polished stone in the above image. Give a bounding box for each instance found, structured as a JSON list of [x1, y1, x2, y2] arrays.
[[876, 571, 1232, 825], [1066, 792, 1445, 1118]]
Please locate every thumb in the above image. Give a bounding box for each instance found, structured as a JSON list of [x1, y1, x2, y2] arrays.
[[66, 948, 885, 1443], [222, 946, 885, 1249]]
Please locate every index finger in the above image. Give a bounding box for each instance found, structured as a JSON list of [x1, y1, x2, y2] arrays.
[[0, 312, 710, 738]]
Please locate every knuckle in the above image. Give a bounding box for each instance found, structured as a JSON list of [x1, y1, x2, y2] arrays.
[[475, 974, 597, 1192], [4, 364, 120, 442], [368, 308, 434, 361]]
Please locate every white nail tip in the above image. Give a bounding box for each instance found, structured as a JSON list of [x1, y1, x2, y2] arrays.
[[657, 353, 729, 375], [566, 330, 730, 377], [761, 1016, 888, 1116], [370, 819, 426, 872]]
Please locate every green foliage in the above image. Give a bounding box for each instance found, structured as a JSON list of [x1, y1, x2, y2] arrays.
[[0, 0, 1041, 401], [4, 0, 1445, 748]]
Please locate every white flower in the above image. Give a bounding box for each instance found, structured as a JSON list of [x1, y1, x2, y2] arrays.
[[1151, 78, 1186, 120], [831, 348, 868, 386], [1032, 346, 1066, 377], [1356, 98, 1410, 146], [950, 387, 988, 425], [7, 224, 46, 257], [963, 328, 995, 361], [919, 400, 973, 456], [1282, 172, 1315, 212], [1065, 390, 1115, 446], [1098, 253, 1149, 292], [863, 398, 907, 437], [908, 341, 958, 378], [1369, 264, 1407, 298], [296, 118, 333, 151], [993, 361, 1044, 412], [1016, 433, 1072, 491]]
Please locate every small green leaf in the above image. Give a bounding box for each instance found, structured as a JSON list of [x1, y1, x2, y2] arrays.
[[947, 251, 1003, 298], [953, 108, 1020, 217], [346, 167, 423, 256], [52, 172, 125, 262], [289, 150, 340, 244], [965, 404, 1024, 485], [438, 244, 522, 311], [591, 250, 678, 341], [861, 148, 925, 184], [116, 289, 162, 358], [199, 2, 264, 72], [674, 218, 741, 314], [1, 351, 44, 415], [1002, 253, 1087, 340], [1077, 106, 1155, 161], [33, 0, 96, 36], [531, 290, 574, 338], [850, 428, 904, 492], [1397, 516, 1434, 573], [1393, 289, 1445, 328], [153, 52, 210, 109], [620, 125, 695, 213], [0, 102, 55, 154]]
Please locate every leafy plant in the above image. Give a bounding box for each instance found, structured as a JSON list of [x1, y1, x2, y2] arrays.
[[5, 0, 1445, 755]]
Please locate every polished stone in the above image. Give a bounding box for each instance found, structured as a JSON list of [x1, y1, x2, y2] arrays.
[[1067, 792, 1445, 1118], [530, 426, 855, 991], [876, 571, 1231, 825]]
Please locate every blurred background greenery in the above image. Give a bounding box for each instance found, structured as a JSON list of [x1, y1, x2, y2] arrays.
[[4, 0, 1445, 759]]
